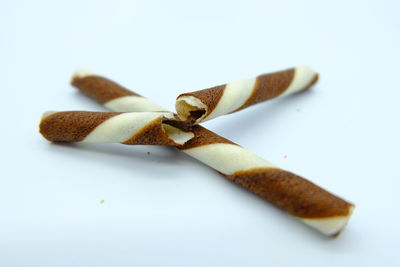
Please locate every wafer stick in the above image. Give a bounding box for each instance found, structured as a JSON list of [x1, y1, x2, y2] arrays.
[[40, 111, 194, 146], [175, 66, 318, 124], [71, 70, 354, 237]]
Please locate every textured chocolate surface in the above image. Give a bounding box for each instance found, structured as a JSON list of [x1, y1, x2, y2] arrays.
[[178, 125, 235, 149], [40, 111, 119, 142], [123, 118, 177, 146], [72, 75, 139, 103], [163, 117, 194, 132], [234, 69, 295, 112], [228, 168, 352, 218]]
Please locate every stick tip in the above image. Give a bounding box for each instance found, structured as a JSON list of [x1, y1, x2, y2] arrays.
[[300, 205, 355, 237], [71, 69, 94, 81], [41, 111, 57, 119]]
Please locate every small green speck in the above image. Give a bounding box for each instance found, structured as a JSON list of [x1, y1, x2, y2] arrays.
[[100, 200, 105, 204]]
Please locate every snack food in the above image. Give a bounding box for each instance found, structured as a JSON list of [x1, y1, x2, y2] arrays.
[[39, 111, 194, 146], [71, 71, 354, 236], [175, 66, 318, 124]]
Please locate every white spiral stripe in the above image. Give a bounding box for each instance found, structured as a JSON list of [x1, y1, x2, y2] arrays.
[[281, 66, 316, 96], [205, 78, 257, 121], [182, 143, 275, 175], [105, 96, 166, 112], [300, 206, 354, 236], [83, 112, 174, 143]]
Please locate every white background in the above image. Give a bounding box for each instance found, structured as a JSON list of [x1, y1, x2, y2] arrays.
[[1, 0, 400, 266]]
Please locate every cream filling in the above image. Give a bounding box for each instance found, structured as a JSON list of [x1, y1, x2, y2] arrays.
[[83, 112, 174, 143], [175, 95, 208, 122], [281, 66, 317, 96], [182, 143, 275, 175], [162, 124, 194, 145], [105, 96, 166, 112], [299, 206, 355, 236]]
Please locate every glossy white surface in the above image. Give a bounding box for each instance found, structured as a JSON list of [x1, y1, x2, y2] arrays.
[[1, 0, 400, 266]]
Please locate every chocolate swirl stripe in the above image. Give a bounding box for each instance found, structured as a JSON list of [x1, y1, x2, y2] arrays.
[[175, 66, 319, 124], [39, 111, 194, 146], [72, 70, 166, 112], [71, 71, 354, 237]]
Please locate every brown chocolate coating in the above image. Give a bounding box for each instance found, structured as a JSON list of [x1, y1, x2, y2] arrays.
[[123, 118, 178, 146], [227, 168, 352, 218], [178, 125, 235, 149], [72, 75, 139, 103], [163, 117, 194, 132], [39, 111, 119, 142], [234, 69, 295, 112], [177, 84, 226, 117]]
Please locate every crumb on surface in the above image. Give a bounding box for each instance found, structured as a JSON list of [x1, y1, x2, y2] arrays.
[[146, 151, 150, 155], [100, 200, 105, 204]]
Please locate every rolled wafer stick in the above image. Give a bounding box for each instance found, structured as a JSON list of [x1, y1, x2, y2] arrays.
[[175, 66, 318, 124], [39, 111, 194, 146], [71, 70, 354, 237]]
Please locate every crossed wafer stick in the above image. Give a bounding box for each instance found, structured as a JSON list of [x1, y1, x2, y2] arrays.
[[40, 67, 354, 237]]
